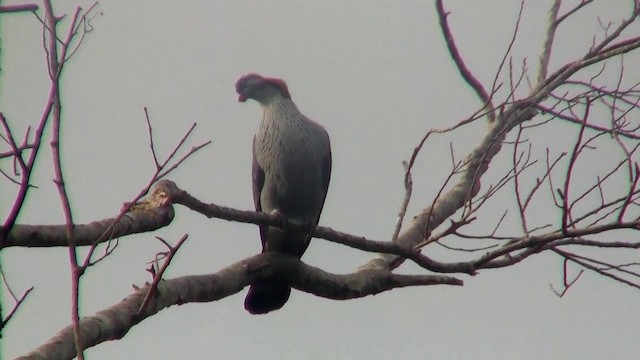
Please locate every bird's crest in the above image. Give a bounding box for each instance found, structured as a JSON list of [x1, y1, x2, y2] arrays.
[[236, 73, 291, 101]]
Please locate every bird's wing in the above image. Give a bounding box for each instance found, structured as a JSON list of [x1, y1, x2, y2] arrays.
[[316, 144, 332, 226], [252, 136, 268, 250]]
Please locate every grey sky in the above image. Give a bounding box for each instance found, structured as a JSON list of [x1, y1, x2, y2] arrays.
[[2, 1, 639, 359]]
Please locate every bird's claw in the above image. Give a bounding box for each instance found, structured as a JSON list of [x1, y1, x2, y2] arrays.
[[270, 210, 289, 229]]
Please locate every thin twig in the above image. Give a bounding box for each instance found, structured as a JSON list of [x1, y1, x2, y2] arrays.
[[144, 107, 160, 168], [549, 258, 584, 297], [561, 98, 592, 233], [555, 248, 640, 290], [136, 234, 189, 317]]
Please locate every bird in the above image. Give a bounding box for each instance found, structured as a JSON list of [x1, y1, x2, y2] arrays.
[[235, 73, 332, 314]]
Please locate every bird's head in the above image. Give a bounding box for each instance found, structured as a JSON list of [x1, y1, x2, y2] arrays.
[[235, 73, 291, 106]]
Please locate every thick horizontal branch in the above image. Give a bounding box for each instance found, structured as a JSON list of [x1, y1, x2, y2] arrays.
[[1, 206, 174, 248], [17, 252, 462, 360], [155, 180, 476, 274], [0, 178, 474, 274], [163, 179, 637, 276], [7, 177, 637, 279], [0, 4, 38, 13]]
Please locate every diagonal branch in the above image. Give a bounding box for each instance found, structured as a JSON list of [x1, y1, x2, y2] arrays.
[[435, 0, 495, 121], [362, 100, 538, 271], [17, 253, 462, 360], [537, 0, 561, 83]]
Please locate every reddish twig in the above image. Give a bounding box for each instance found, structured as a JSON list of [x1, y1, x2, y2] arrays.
[[0, 265, 34, 332], [37, 2, 103, 357], [549, 258, 584, 297], [586, 2, 640, 58], [136, 234, 189, 317], [554, 248, 640, 290]]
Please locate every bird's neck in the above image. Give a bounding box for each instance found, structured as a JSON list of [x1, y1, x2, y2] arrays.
[[255, 87, 289, 108], [260, 97, 292, 109], [262, 99, 301, 118]]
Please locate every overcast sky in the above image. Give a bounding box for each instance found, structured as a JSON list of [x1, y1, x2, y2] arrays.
[[2, 1, 639, 359]]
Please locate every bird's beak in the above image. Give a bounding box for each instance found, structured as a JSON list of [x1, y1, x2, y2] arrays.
[[238, 94, 248, 102]]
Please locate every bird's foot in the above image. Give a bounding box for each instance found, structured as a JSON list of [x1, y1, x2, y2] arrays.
[[269, 210, 313, 232], [269, 210, 290, 229]]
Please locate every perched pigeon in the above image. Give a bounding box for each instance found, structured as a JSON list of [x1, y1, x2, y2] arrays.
[[236, 73, 332, 314]]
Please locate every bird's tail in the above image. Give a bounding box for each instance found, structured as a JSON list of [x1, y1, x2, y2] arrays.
[[244, 280, 291, 315]]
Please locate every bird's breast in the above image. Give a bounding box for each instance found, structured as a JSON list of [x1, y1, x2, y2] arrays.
[[254, 116, 327, 221]]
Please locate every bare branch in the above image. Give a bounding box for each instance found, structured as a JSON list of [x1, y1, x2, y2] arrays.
[[474, 221, 640, 270], [555, 248, 640, 290], [536, 104, 640, 140], [137, 234, 189, 316], [537, 0, 561, 83], [2, 204, 174, 248], [561, 98, 592, 232], [391, 161, 413, 242], [0, 287, 34, 333], [17, 253, 462, 360], [158, 180, 475, 274], [363, 100, 538, 271], [435, 0, 495, 121], [144, 107, 160, 168], [0, 3, 38, 13], [587, 4, 640, 57], [549, 258, 584, 297], [0, 265, 34, 332], [555, 0, 593, 25]]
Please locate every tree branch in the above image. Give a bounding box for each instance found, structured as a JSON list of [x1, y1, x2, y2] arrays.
[[435, 0, 495, 121], [2, 205, 174, 248], [16, 253, 462, 360], [363, 100, 538, 271], [0, 3, 38, 13], [537, 0, 561, 83]]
